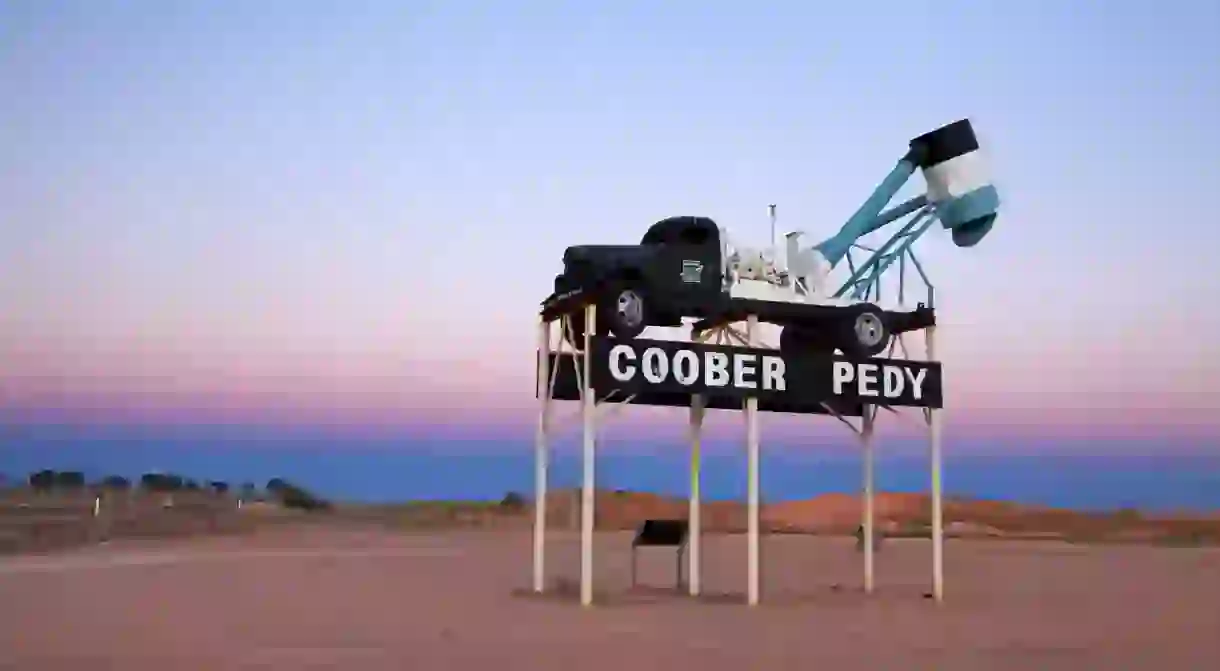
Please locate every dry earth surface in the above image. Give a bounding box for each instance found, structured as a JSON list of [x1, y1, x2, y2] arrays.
[[6, 489, 1220, 555], [2, 525, 1218, 670]]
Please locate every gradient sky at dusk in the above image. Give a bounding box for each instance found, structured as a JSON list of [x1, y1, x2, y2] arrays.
[[2, 1, 1219, 497]]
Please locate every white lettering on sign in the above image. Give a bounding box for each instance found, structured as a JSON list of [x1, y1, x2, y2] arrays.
[[858, 363, 879, 397], [733, 353, 757, 389], [832, 361, 854, 395], [641, 347, 668, 384], [762, 356, 786, 391], [831, 360, 929, 401], [606, 343, 786, 392], [610, 344, 637, 382], [705, 352, 730, 387], [884, 366, 903, 398], [672, 350, 699, 385], [905, 367, 927, 400]]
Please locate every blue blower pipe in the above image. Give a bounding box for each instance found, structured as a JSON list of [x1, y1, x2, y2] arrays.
[[813, 158, 919, 267]]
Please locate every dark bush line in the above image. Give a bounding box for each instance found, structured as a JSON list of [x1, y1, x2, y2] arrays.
[[500, 491, 526, 510], [27, 469, 85, 490], [22, 470, 329, 510]]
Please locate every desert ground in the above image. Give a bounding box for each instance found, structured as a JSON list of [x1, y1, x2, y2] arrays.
[[2, 521, 1219, 670]]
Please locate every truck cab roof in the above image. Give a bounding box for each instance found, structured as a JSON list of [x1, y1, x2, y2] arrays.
[[641, 216, 720, 246]]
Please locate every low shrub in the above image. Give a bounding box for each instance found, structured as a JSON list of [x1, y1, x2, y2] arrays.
[[500, 491, 526, 511]]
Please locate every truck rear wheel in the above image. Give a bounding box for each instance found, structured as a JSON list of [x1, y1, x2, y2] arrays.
[[837, 304, 890, 358]]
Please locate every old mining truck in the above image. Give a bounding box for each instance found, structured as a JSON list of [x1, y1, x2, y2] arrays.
[[541, 118, 1001, 358]]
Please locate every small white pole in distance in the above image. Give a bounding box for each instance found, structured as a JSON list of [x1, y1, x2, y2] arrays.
[[745, 314, 761, 606], [580, 302, 597, 607], [533, 317, 551, 594], [861, 404, 876, 594], [767, 204, 777, 252], [927, 325, 945, 603], [93, 495, 100, 518], [688, 394, 705, 597]]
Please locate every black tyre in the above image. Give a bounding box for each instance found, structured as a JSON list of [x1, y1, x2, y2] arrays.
[[562, 283, 649, 350], [837, 304, 890, 358], [600, 282, 648, 340]]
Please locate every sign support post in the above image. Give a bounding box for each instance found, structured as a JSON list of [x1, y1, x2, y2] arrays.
[[745, 315, 761, 606], [862, 403, 876, 594], [533, 318, 551, 594], [580, 303, 597, 607], [688, 394, 704, 597], [927, 324, 944, 603]]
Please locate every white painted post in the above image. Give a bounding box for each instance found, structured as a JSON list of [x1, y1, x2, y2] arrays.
[[580, 303, 597, 607], [927, 325, 944, 603], [688, 394, 705, 596], [862, 405, 876, 593], [533, 318, 551, 593], [745, 315, 761, 606]]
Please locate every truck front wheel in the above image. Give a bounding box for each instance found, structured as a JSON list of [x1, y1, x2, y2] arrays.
[[561, 283, 649, 351], [601, 283, 648, 340]]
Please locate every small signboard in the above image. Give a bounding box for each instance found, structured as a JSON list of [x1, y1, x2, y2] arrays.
[[631, 519, 689, 590]]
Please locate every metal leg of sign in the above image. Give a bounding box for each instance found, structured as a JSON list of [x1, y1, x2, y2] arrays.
[[580, 302, 597, 608], [861, 403, 876, 594], [745, 314, 761, 606], [533, 317, 551, 594], [925, 325, 945, 604], [688, 394, 705, 597]]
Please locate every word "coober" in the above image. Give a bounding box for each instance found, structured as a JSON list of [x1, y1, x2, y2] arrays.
[[608, 344, 786, 391]]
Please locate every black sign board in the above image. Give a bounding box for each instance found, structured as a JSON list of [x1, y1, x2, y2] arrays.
[[543, 351, 864, 416], [589, 337, 942, 409]]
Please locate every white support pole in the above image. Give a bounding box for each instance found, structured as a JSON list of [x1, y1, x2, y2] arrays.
[[861, 404, 876, 594], [533, 318, 551, 594], [745, 314, 761, 606], [580, 303, 597, 607], [688, 394, 705, 596], [927, 325, 944, 603]]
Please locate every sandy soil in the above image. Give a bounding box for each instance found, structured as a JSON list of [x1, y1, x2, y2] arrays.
[[1, 526, 1217, 670]]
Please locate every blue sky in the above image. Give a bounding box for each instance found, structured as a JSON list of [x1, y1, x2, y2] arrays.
[[1, 1, 1218, 502]]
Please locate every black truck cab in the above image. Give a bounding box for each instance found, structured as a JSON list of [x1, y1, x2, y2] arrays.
[[548, 216, 726, 342]]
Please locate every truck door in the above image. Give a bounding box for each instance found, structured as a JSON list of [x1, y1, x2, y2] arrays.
[[654, 224, 722, 314]]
